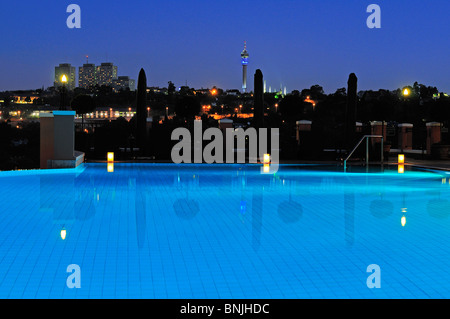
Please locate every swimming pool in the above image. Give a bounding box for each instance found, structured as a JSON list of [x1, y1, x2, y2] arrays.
[[0, 163, 450, 298]]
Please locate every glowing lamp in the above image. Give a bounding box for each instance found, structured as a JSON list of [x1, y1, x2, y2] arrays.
[[398, 154, 405, 164], [61, 228, 67, 240], [61, 74, 67, 83], [107, 152, 114, 162], [401, 216, 406, 227], [398, 164, 405, 174], [263, 164, 270, 173], [263, 154, 271, 164]]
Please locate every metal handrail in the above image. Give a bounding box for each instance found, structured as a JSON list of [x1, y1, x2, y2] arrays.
[[344, 135, 384, 171]]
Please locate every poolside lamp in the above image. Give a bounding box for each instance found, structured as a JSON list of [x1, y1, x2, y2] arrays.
[[107, 152, 114, 162], [263, 154, 271, 164], [60, 228, 67, 240], [107, 163, 114, 173], [398, 154, 405, 164], [398, 164, 404, 174]]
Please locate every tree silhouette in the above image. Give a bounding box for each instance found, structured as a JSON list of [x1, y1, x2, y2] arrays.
[[278, 94, 305, 121], [136, 68, 148, 154], [168, 81, 176, 95]]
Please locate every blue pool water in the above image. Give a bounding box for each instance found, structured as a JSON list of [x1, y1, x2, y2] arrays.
[[1, 163, 450, 298]]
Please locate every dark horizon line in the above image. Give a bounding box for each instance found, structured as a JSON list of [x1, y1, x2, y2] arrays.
[[0, 83, 447, 96]]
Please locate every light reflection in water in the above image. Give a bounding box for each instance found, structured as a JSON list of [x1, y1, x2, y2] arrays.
[[60, 228, 67, 240]]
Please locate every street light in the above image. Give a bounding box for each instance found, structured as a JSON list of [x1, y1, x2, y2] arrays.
[[402, 87, 410, 97], [60, 74, 68, 110]]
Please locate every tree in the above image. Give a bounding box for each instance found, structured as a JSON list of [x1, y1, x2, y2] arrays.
[[334, 88, 347, 97], [70, 94, 96, 129], [309, 85, 325, 100], [278, 94, 305, 121], [168, 81, 176, 95], [136, 68, 148, 153]]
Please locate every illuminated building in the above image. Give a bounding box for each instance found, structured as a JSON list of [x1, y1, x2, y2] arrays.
[[112, 76, 136, 92], [241, 42, 249, 93], [78, 63, 97, 89], [96, 62, 118, 86], [54, 63, 76, 90]]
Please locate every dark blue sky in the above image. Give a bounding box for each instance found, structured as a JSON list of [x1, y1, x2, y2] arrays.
[[1, 0, 449, 93]]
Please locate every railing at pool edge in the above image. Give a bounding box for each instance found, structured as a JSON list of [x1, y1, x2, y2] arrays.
[[343, 135, 384, 172]]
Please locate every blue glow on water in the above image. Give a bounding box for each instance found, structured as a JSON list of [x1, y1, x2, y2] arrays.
[[1, 163, 450, 298]]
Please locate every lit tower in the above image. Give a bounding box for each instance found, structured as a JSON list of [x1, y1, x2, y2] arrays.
[[241, 41, 249, 93]]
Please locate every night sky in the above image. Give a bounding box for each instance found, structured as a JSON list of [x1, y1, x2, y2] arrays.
[[1, 0, 449, 93]]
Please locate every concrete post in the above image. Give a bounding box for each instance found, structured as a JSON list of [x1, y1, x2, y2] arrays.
[[398, 123, 413, 151], [426, 122, 441, 155], [296, 120, 312, 145], [370, 121, 386, 147]]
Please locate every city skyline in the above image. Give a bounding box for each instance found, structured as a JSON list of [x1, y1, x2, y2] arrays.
[[1, 0, 449, 93]]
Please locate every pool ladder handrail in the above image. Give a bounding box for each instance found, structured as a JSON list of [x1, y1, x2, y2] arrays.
[[344, 135, 384, 171]]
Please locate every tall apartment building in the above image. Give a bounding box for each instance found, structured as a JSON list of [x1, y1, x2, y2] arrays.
[[54, 63, 76, 90], [96, 62, 118, 86], [78, 63, 97, 89]]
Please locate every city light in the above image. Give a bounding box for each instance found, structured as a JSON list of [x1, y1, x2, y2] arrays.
[[403, 88, 410, 96], [210, 88, 218, 95], [304, 96, 316, 108]]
